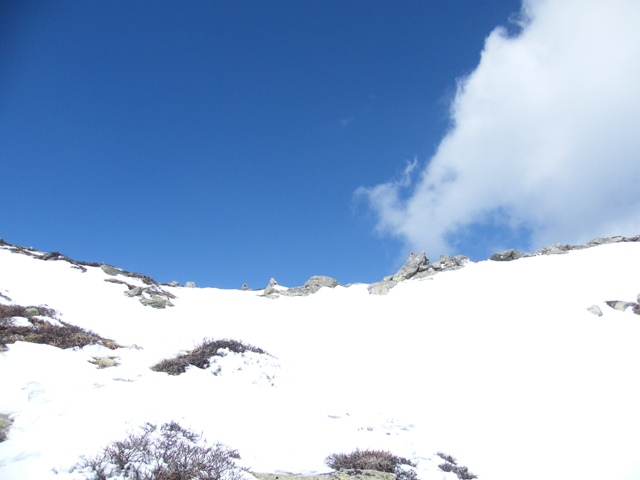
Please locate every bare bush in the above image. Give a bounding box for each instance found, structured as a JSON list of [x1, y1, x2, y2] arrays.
[[0, 303, 120, 351], [436, 452, 457, 465], [436, 452, 477, 479], [325, 449, 417, 480], [75, 421, 247, 480], [151, 338, 270, 375]]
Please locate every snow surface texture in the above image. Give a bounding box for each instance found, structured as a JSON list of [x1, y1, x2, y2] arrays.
[[1, 241, 640, 480]]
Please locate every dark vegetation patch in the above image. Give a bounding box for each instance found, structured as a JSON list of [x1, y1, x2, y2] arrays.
[[0, 303, 120, 351], [151, 338, 271, 376], [75, 421, 247, 480], [325, 449, 418, 480], [436, 452, 477, 479]]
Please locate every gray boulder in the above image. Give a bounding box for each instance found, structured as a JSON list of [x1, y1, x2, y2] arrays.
[[367, 279, 397, 295], [24, 307, 40, 317], [281, 275, 341, 297], [490, 249, 531, 261], [139, 295, 174, 309], [605, 300, 637, 312], [392, 252, 429, 281], [586, 305, 603, 317], [124, 286, 143, 297], [100, 264, 122, 276]]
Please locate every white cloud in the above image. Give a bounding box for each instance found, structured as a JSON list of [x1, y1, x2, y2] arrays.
[[357, 0, 640, 258]]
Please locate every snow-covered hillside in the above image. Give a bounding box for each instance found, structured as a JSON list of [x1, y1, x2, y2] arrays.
[[1, 239, 639, 480]]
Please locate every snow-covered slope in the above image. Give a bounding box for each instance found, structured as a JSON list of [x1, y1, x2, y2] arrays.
[[1, 241, 639, 480]]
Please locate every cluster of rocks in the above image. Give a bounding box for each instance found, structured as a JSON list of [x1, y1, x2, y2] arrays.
[[368, 252, 469, 295], [490, 235, 640, 262], [587, 294, 640, 317], [101, 264, 176, 309], [261, 276, 341, 299]]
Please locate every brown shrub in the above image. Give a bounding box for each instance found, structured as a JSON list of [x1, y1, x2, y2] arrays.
[[325, 449, 417, 480], [76, 421, 247, 480], [0, 303, 120, 351], [151, 338, 270, 375]]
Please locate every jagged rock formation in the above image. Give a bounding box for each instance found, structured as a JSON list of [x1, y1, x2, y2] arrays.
[[368, 253, 469, 295]]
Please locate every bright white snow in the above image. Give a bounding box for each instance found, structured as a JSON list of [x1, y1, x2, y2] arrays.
[[1, 242, 640, 480]]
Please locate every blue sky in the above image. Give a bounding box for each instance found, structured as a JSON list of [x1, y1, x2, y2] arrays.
[[3, 0, 639, 289]]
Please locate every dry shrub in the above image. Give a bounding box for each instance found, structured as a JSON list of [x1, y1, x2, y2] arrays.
[[0, 303, 120, 351], [151, 338, 270, 375], [325, 449, 417, 480], [436, 452, 477, 479], [75, 421, 247, 480]]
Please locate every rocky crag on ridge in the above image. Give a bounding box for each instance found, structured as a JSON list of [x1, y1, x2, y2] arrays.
[[2, 235, 640, 309]]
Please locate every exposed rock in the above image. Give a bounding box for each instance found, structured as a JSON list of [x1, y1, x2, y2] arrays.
[[185, 281, 196, 288], [490, 249, 531, 262], [89, 356, 120, 368], [167, 281, 180, 287], [392, 252, 429, 281], [124, 286, 143, 297], [605, 300, 637, 312], [268, 278, 278, 287], [100, 264, 122, 276], [587, 305, 603, 317], [41, 251, 66, 261], [0, 413, 13, 442], [535, 243, 571, 255], [252, 470, 396, 480], [585, 236, 625, 247], [23, 307, 40, 317], [139, 295, 174, 309], [281, 276, 341, 297], [262, 285, 279, 297], [242, 283, 249, 291], [413, 254, 470, 279], [368, 280, 397, 295]]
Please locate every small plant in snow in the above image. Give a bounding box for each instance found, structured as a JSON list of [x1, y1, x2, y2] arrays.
[[436, 452, 477, 479], [74, 421, 247, 480]]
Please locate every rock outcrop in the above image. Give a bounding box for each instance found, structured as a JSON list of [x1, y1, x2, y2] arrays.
[[369, 253, 470, 295], [280, 275, 340, 297], [262, 276, 341, 298], [490, 249, 530, 262], [490, 235, 640, 262], [605, 299, 640, 315], [104, 278, 176, 308]]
